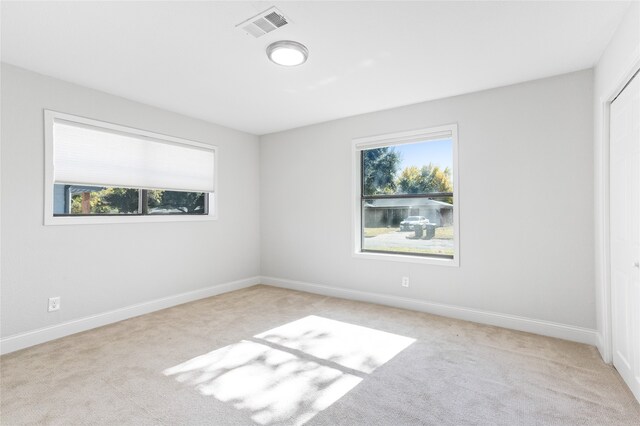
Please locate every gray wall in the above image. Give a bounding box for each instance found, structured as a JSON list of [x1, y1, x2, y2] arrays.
[[260, 70, 595, 329], [0, 64, 597, 342], [0, 64, 261, 337]]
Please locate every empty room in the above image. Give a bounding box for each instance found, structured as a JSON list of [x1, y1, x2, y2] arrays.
[[1, 1, 639, 425]]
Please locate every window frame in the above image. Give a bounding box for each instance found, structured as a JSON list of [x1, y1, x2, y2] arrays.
[[44, 110, 218, 225], [352, 124, 459, 266]]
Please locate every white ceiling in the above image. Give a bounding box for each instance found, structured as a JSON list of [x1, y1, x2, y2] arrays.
[[1, 1, 631, 135]]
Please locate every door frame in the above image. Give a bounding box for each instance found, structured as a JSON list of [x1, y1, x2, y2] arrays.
[[597, 57, 640, 364]]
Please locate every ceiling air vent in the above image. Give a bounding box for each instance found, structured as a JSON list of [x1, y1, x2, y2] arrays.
[[236, 7, 289, 38]]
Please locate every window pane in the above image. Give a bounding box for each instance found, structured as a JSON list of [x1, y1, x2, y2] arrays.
[[362, 139, 453, 196], [53, 184, 139, 215], [362, 197, 454, 257], [147, 190, 206, 215]]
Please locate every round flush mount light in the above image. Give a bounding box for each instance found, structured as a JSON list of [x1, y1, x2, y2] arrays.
[[266, 40, 309, 67]]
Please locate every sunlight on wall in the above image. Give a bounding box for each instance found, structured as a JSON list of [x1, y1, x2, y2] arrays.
[[163, 316, 415, 425]]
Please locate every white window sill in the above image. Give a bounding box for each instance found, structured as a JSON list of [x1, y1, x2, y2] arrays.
[[44, 214, 218, 226], [353, 251, 459, 267]]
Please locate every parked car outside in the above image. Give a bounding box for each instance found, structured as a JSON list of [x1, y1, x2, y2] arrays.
[[399, 216, 430, 231]]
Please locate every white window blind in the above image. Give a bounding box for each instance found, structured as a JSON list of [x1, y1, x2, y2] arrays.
[[53, 119, 215, 193]]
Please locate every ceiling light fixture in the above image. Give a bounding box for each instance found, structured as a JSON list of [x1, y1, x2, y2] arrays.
[[266, 40, 308, 67]]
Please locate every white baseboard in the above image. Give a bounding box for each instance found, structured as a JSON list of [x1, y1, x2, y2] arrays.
[[261, 276, 598, 346], [0, 276, 261, 355], [2, 275, 598, 355]]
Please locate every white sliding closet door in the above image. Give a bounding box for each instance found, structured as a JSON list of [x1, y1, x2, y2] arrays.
[[610, 71, 640, 402]]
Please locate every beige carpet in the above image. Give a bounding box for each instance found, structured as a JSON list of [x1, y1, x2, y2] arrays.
[[1, 285, 638, 425]]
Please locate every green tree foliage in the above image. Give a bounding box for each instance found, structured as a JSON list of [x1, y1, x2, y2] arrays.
[[71, 187, 138, 214], [396, 166, 423, 193], [397, 163, 453, 201], [71, 187, 204, 214], [103, 188, 140, 213], [363, 147, 401, 195], [148, 190, 205, 213], [423, 163, 453, 193]]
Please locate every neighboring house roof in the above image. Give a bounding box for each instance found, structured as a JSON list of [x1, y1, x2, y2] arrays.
[[66, 185, 105, 194], [365, 198, 452, 209]]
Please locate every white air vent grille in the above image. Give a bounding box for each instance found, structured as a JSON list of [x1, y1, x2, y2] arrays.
[[236, 7, 289, 38]]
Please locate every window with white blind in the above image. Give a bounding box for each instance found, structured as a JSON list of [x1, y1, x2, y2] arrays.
[[44, 110, 217, 225]]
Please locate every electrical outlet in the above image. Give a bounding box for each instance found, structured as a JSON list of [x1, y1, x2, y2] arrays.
[[48, 297, 60, 312], [401, 277, 409, 287]]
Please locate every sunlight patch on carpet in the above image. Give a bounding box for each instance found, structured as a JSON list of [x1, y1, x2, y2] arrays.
[[163, 315, 415, 425], [256, 315, 416, 374]]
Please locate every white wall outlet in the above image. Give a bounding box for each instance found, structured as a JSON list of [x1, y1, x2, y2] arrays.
[[48, 296, 60, 312], [401, 277, 410, 287]]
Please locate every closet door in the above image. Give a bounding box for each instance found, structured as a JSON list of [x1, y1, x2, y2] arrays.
[[610, 71, 640, 402]]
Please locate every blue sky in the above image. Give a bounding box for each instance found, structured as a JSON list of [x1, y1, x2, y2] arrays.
[[394, 138, 452, 172]]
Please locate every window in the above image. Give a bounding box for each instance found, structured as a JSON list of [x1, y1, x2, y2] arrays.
[[44, 110, 217, 225], [52, 185, 207, 216], [352, 124, 459, 266]]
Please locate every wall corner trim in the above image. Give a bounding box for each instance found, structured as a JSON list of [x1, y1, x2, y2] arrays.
[[0, 276, 261, 355], [261, 276, 598, 346], [595, 332, 609, 363]]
